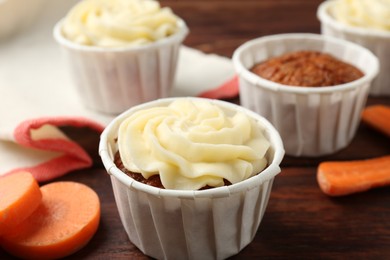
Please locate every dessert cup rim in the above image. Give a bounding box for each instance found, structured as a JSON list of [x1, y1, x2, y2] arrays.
[[99, 97, 285, 199], [317, 0, 390, 39], [232, 33, 379, 94], [53, 18, 189, 52]]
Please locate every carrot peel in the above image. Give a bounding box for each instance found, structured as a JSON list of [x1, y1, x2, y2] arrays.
[[317, 155, 390, 196]]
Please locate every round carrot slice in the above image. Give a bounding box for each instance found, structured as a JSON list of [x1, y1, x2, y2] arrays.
[[0, 171, 42, 236], [0, 181, 100, 259]]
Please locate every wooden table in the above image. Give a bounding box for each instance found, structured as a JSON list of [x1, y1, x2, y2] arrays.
[[2, 0, 390, 259]]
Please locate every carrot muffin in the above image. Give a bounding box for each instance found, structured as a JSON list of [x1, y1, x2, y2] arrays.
[[115, 98, 270, 190], [54, 0, 188, 114], [233, 33, 378, 156], [99, 97, 284, 259], [331, 0, 390, 31], [61, 0, 182, 47], [317, 0, 390, 96], [250, 50, 364, 87]]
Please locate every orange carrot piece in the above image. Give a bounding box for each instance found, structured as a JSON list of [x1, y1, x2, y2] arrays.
[[317, 155, 390, 196], [0, 172, 42, 236], [0, 181, 100, 259], [362, 105, 390, 137]]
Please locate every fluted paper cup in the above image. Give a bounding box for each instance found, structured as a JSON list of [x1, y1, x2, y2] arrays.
[[317, 0, 390, 96], [99, 97, 284, 260], [53, 19, 188, 114], [233, 33, 379, 157]]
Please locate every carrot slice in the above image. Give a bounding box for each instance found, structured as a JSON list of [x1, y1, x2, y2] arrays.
[[0, 171, 42, 236], [362, 105, 390, 137], [0, 181, 100, 259], [317, 155, 390, 196]]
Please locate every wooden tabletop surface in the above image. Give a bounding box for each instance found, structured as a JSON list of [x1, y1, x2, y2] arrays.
[[2, 0, 390, 259]]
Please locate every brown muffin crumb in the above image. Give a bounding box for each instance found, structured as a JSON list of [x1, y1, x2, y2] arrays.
[[250, 51, 364, 87], [114, 151, 164, 188]]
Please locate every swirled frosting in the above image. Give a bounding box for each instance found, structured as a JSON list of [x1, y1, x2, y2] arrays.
[[332, 0, 390, 31], [117, 99, 270, 190], [62, 0, 181, 47]]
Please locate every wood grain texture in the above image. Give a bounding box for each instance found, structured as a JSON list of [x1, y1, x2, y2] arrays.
[[1, 0, 390, 259]]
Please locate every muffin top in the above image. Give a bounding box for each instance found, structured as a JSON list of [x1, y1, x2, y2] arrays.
[[250, 50, 364, 87], [331, 0, 390, 31], [62, 0, 181, 47], [117, 99, 270, 190]]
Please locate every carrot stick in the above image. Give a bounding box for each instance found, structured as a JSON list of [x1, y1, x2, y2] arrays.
[[362, 105, 390, 137], [0, 181, 100, 259], [317, 155, 390, 196], [0, 172, 42, 236]]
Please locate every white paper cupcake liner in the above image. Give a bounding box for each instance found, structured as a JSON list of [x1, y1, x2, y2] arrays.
[[53, 19, 189, 114], [99, 97, 284, 260], [317, 0, 390, 96], [233, 33, 379, 157]]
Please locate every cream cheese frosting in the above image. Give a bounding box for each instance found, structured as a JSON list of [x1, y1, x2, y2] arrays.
[[117, 99, 270, 190], [62, 0, 181, 47], [332, 0, 390, 31]]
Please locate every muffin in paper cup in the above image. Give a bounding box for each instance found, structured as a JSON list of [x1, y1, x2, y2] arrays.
[[317, 0, 390, 96], [53, 0, 189, 114], [233, 33, 379, 157], [99, 97, 284, 260]]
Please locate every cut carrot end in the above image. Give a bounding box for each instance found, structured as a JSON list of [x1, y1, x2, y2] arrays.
[[362, 105, 390, 137], [0, 171, 42, 236], [317, 155, 390, 196], [0, 181, 100, 259]]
